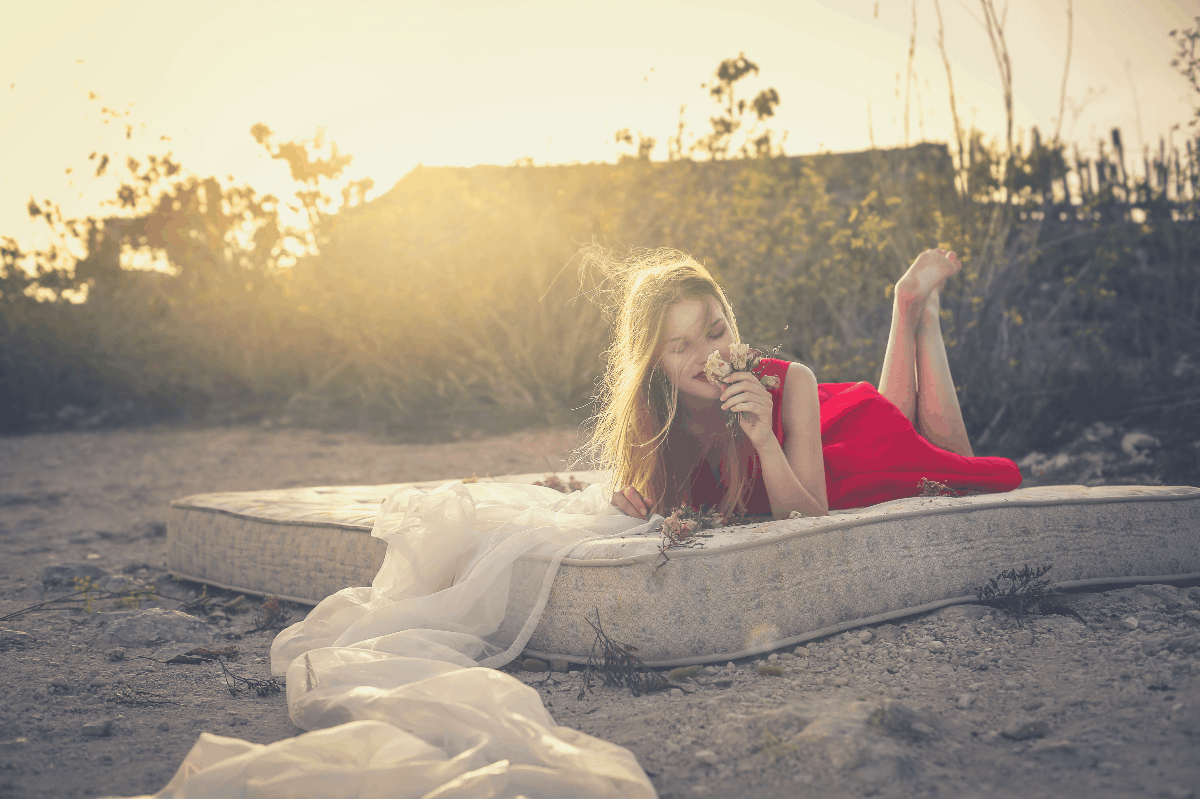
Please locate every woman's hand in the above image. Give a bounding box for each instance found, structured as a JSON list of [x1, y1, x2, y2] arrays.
[[611, 485, 651, 519], [721, 372, 775, 449]]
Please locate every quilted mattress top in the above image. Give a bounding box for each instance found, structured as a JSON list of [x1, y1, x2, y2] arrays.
[[170, 475, 1200, 566]]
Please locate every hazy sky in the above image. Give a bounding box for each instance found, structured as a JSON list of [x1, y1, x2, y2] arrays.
[[3, 0, 1197, 252]]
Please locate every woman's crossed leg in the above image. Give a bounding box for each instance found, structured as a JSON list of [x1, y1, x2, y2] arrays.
[[878, 249, 975, 458]]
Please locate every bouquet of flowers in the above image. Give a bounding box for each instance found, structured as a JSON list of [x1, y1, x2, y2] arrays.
[[702, 342, 782, 434]]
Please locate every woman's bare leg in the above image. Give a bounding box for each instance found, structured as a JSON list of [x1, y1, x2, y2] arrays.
[[879, 249, 974, 457], [877, 284, 922, 424], [914, 288, 974, 457]]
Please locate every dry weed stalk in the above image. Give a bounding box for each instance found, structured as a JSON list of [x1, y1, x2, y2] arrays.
[[247, 596, 293, 634], [165, 645, 240, 665], [0, 577, 160, 623], [105, 684, 179, 707], [219, 659, 283, 698], [576, 611, 671, 699], [972, 564, 1058, 629]]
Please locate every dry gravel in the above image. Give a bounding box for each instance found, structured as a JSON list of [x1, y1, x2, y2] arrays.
[[0, 422, 1197, 799]]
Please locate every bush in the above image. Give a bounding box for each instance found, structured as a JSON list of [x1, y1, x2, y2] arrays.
[[2, 49, 1197, 483]]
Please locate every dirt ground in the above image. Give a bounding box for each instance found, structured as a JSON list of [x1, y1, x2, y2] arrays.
[[0, 422, 1197, 799]]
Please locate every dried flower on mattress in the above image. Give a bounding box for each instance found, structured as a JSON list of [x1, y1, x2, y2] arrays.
[[532, 474, 589, 493], [918, 477, 962, 498], [702, 343, 783, 435], [655, 503, 747, 571], [917, 478, 986, 499]]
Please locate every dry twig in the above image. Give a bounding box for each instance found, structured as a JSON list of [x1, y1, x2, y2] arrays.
[[577, 610, 672, 699], [246, 596, 293, 634], [218, 659, 282, 697]]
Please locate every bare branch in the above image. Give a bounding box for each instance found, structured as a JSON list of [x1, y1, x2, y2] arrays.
[[1052, 0, 1073, 143], [904, 0, 918, 146], [933, 0, 967, 195], [979, 0, 1014, 191]]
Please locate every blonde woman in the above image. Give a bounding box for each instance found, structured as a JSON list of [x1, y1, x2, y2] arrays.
[[581, 246, 1022, 521]]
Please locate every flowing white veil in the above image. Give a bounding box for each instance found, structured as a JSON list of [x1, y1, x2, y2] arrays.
[[135, 479, 663, 799]]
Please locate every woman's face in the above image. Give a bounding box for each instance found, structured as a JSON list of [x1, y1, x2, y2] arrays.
[[657, 295, 734, 402]]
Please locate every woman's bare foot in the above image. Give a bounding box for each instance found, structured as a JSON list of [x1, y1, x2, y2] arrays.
[[895, 249, 962, 310]]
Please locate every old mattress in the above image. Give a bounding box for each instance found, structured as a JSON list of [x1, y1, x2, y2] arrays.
[[168, 477, 1200, 667]]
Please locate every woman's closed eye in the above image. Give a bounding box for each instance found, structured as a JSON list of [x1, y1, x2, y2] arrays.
[[675, 332, 721, 354]]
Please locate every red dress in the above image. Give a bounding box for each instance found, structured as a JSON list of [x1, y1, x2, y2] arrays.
[[687, 358, 1022, 513]]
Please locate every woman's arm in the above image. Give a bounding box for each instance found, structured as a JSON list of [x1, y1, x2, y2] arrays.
[[757, 362, 829, 518]]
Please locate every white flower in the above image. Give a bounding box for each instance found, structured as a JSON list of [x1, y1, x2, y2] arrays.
[[703, 350, 732, 384], [760, 375, 781, 390], [727, 342, 752, 371]]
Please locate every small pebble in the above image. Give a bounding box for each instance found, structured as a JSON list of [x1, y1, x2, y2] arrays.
[[927, 641, 946, 654], [226, 716, 249, 727], [1120, 617, 1140, 630], [668, 688, 684, 698], [81, 719, 113, 737], [158, 721, 170, 732], [49, 677, 70, 690], [767, 653, 779, 662], [1022, 699, 1045, 712], [858, 630, 874, 643], [668, 665, 701, 681], [105, 648, 126, 662], [89, 668, 100, 679], [1003, 679, 1022, 690], [1001, 719, 1049, 741], [957, 694, 975, 709]]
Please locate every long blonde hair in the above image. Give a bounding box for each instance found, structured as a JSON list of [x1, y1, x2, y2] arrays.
[[575, 246, 757, 518]]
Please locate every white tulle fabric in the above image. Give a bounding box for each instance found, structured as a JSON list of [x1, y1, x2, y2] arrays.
[[138, 481, 663, 799]]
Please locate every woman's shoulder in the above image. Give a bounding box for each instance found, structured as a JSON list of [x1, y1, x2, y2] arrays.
[[759, 358, 816, 386]]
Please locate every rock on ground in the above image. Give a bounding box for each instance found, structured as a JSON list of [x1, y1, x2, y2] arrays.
[[91, 608, 220, 650]]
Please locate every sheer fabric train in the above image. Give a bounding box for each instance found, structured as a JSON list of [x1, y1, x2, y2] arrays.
[[137, 480, 662, 799]]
